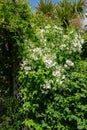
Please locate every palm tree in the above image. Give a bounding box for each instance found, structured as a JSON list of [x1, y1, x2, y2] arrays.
[[56, 0, 73, 27], [56, 0, 85, 28], [74, 0, 85, 14], [36, 0, 56, 19]]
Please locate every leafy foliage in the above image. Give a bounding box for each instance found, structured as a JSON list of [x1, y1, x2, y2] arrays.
[[19, 21, 86, 129], [0, 0, 32, 96], [0, 98, 22, 130]]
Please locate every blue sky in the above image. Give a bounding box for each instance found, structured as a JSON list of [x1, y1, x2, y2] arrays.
[[29, 0, 59, 11]]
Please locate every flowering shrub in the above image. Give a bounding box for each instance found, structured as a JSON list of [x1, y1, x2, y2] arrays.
[[18, 22, 86, 129], [20, 25, 84, 89]]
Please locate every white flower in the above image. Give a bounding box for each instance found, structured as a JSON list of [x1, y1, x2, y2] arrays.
[[60, 44, 66, 50], [44, 58, 52, 67], [40, 29, 45, 33], [54, 26, 63, 31], [63, 35, 69, 39], [45, 83, 51, 89], [45, 25, 51, 29], [73, 39, 82, 51], [43, 39, 47, 42], [24, 66, 31, 71], [64, 64, 68, 68], [21, 60, 28, 67], [40, 38, 47, 43], [24, 66, 31, 75], [30, 53, 38, 60], [52, 70, 61, 77], [66, 47, 69, 50], [41, 90, 48, 94], [25, 71, 28, 75], [33, 47, 42, 56], [56, 79, 63, 85], [43, 80, 53, 89], [54, 25, 58, 29], [59, 81, 63, 85], [66, 60, 74, 67], [62, 75, 65, 80], [43, 54, 56, 68]]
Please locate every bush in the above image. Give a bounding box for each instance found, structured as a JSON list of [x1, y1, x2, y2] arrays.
[[19, 23, 85, 129]]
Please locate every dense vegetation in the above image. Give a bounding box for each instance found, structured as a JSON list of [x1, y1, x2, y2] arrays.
[[0, 0, 87, 129]]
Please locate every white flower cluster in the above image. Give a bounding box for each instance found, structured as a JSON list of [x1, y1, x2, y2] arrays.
[[52, 66, 62, 77], [54, 25, 63, 31], [72, 34, 84, 52], [45, 25, 51, 29], [60, 44, 66, 50], [59, 32, 84, 53], [43, 80, 53, 90], [41, 80, 53, 94], [21, 60, 28, 67], [52, 70, 61, 77], [43, 54, 57, 68], [21, 60, 32, 75], [30, 47, 43, 60], [37, 24, 63, 45], [33, 47, 42, 56]]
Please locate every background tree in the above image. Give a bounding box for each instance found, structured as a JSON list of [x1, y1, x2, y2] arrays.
[[55, 0, 85, 28]]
